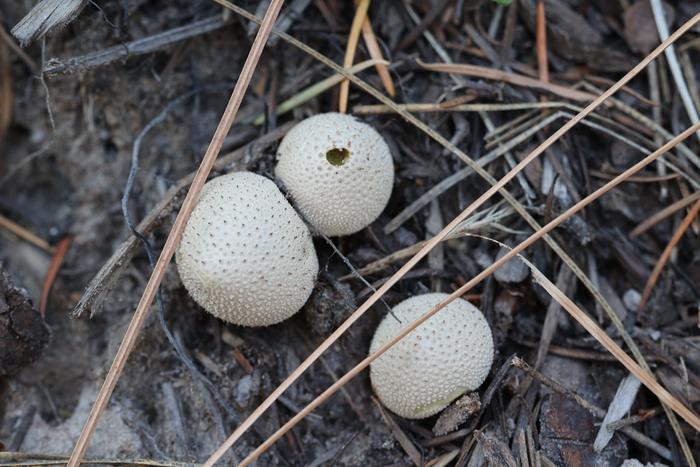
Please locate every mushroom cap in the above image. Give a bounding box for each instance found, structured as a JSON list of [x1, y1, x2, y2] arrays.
[[176, 172, 318, 327], [369, 293, 494, 419], [275, 113, 394, 236]]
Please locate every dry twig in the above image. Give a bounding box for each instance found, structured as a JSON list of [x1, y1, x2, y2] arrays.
[[38, 234, 72, 317], [43, 16, 228, 77], [359, 11, 395, 97], [535, 0, 548, 83], [417, 59, 597, 102]]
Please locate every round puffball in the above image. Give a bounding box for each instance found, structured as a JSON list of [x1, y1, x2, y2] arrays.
[[369, 293, 494, 419], [275, 113, 394, 236], [176, 172, 318, 326]]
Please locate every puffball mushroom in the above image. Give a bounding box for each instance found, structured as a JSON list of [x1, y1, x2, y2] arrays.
[[275, 113, 394, 236], [369, 293, 494, 419], [176, 172, 318, 327]]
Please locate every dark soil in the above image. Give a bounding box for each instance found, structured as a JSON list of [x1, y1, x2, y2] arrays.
[[1, 0, 700, 465]]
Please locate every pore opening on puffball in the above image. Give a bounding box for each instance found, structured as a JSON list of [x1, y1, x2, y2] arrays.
[[326, 147, 350, 166]]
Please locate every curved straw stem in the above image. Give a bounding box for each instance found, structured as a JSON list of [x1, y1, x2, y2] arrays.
[[239, 121, 700, 465], [65, 2, 286, 466], [202, 4, 700, 465]]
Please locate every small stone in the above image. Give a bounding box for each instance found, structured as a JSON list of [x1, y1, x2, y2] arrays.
[[235, 374, 253, 408], [622, 289, 641, 311], [493, 247, 529, 284]]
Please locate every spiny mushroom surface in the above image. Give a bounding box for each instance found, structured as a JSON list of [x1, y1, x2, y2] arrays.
[[176, 172, 318, 327], [275, 112, 394, 236], [369, 293, 494, 419]]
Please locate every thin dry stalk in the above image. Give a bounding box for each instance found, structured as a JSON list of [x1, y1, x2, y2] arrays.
[[38, 235, 72, 317], [353, 101, 563, 114], [630, 190, 700, 237], [416, 59, 596, 102], [360, 12, 395, 96], [589, 170, 679, 183], [637, 198, 700, 313], [0, 214, 53, 253], [535, 0, 548, 83], [234, 121, 700, 466], [202, 5, 700, 464], [338, 0, 369, 113], [65, 2, 285, 466]]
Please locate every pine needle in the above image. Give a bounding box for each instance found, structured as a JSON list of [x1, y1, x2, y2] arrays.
[[338, 0, 369, 113], [637, 198, 700, 313]]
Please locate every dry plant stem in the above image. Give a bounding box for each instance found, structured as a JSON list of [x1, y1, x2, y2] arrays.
[[38, 235, 72, 317], [630, 190, 700, 237], [416, 60, 596, 102], [204, 5, 700, 464], [338, 0, 369, 113], [236, 121, 700, 466], [43, 16, 228, 77], [0, 451, 196, 467], [535, 0, 548, 83], [637, 198, 700, 313], [0, 214, 53, 253], [360, 14, 395, 96], [65, 2, 285, 465], [354, 102, 564, 114]]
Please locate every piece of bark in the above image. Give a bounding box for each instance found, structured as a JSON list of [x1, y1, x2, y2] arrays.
[[476, 432, 518, 467], [432, 393, 481, 436], [11, 0, 86, 46], [0, 267, 50, 375]]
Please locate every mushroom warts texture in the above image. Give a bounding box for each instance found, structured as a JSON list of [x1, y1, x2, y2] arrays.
[[369, 293, 494, 419], [275, 112, 395, 237], [176, 172, 318, 327]]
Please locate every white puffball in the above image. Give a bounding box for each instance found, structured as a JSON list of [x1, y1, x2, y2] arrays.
[[176, 172, 318, 326], [369, 293, 494, 419], [275, 113, 394, 236]]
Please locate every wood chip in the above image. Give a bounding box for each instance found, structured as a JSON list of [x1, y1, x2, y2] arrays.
[[11, 0, 86, 46], [432, 393, 481, 436]]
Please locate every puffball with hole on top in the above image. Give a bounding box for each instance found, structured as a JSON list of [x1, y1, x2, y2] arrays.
[[275, 112, 394, 237], [175, 172, 318, 327], [369, 293, 494, 419]]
